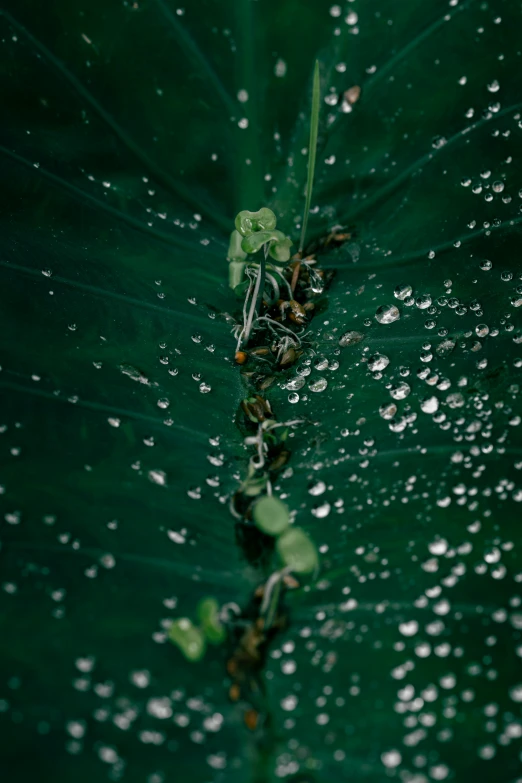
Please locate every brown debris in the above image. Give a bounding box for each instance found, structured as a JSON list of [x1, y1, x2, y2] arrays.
[[343, 85, 361, 106]]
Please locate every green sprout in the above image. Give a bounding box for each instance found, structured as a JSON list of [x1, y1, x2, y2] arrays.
[[169, 597, 226, 662], [228, 207, 293, 347]]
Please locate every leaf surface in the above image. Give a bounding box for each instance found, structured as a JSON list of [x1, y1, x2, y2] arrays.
[[1, 1, 521, 781]]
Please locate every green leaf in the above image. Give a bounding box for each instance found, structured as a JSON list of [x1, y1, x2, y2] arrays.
[[197, 597, 226, 645], [252, 495, 290, 536], [1, 1, 522, 781], [235, 207, 277, 237], [268, 235, 293, 264], [241, 228, 288, 254], [168, 619, 206, 661], [299, 59, 320, 254], [276, 527, 319, 575]]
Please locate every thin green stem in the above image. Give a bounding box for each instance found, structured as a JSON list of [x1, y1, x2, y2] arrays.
[[299, 60, 321, 254], [242, 246, 268, 346]]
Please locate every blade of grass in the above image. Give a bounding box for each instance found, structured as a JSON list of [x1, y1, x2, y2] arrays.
[[299, 60, 320, 254]]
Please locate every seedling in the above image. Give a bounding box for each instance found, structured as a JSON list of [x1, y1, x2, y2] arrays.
[[169, 596, 227, 661], [228, 207, 294, 347]]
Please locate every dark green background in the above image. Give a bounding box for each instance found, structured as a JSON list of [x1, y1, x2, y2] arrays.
[[0, 0, 521, 781]]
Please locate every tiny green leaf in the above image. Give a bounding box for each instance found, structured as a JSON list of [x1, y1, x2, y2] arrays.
[[235, 207, 277, 237], [276, 527, 319, 574], [197, 598, 226, 645], [168, 618, 206, 661], [227, 229, 248, 262], [253, 495, 290, 536], [268, 236, 293, 264], [241, 229, 287, 255]]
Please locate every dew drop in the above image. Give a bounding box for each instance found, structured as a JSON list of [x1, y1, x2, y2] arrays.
[[375, 304, 400, 324], [309, 377, 328, 393], [339, 330, 365, 347], [379, 402, 397, 420], [368, 353, 390, 372], [420, 396, 439, 414], [394, 284, 412, 301], [416, 294, 432, 309], [390, 382, 410, 400]]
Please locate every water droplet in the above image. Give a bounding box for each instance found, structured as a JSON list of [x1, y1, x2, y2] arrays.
[[447, 392, 465, 408], [312, 502, 331, 518], [339, 330, 365, 347], [476, 324, 489, 337], [157, 398, 170, 409], [381, 750, 402, 768], [487, 79, 500, 92], [394, 284, 412, 301], [480, 259, 492, 271], [148, 470, 167, 486], [436, 339, 456, 356], [379, 402, 397, 420], [167, 530, 186, 544], [432, 136, 447, 149], [390, 382, 410, 400], [375, 304, 400, 324], [288, 392, 300, 404], [314, 357, 329, 371], [416, 294, 432, 309], [309, 377, 328, 393], [368, 353, 390, 372], [199, 382, 211, 393], [420, 396, 439, 414], [309, 480, 326, 496], [286, 376, 305, 391]]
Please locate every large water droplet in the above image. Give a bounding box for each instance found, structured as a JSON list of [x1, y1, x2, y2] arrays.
[[394, 284, 412, 301], [309, 377, 328, 393], [390, 382, 410, 400], [339, 330, 365, 347], [286, 376, 305, 391], [375, 304, 400, 324], [368, 353, 390, 372], [416, 294, 432, 309], [420, 395, 439, 414]]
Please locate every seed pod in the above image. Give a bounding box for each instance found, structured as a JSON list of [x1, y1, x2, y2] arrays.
[[279, 347, 296, 367], [235, 351, 248, 365], [242, 395, 273, 423], [344, 85, 361, 105], [250, 346, 271, 357], [289, 300, 307, 318], [288, 311, 306, 326], [258, 375, 276, 391], [229, 683, 241, 702]]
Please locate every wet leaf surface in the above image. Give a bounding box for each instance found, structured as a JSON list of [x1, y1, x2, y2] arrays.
[[0, 1, 521, 781]]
